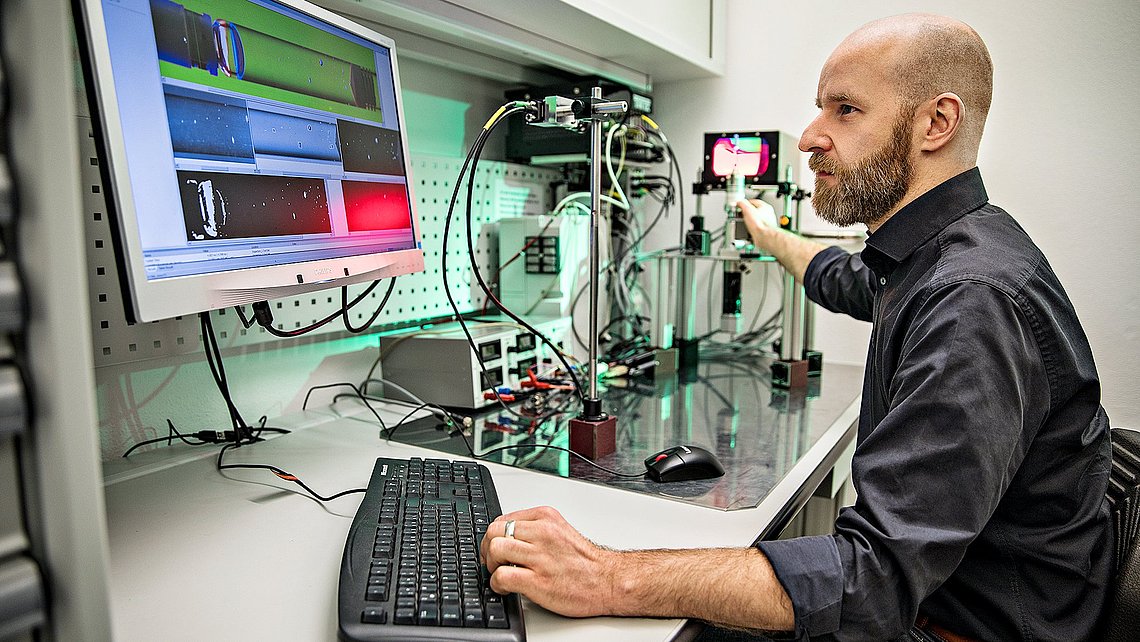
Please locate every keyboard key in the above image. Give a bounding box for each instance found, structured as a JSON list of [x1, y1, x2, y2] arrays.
[[365, 586, 387, 601], [361, 607, 387, 624], [485, 603, 508, 628], [418, 604, 439, 625], [463, 606, 484, 627], [393, 607, 415, 625], [441, 603, 462, 627]]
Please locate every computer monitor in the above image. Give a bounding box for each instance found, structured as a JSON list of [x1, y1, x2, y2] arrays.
[[76, 0, 424, 322], [696, 130, 800, 192]]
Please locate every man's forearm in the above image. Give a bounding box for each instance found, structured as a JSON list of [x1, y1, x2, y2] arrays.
[[605, 546, 795, 632], [748, 223, 826, 284]]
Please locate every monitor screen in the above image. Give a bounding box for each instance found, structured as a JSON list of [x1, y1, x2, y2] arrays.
[[78, 0, 424, 321], [710, 134, 770, 179], [697, 130, 792, 192]]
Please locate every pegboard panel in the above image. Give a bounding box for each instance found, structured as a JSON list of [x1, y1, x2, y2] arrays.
[[79, 114, 562, 368]]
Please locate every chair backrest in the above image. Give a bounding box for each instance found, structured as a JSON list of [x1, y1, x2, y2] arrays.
[[1106, 427, 1140, 642]]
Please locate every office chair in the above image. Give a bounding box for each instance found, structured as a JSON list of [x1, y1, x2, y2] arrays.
[[1106, 427, 1140, 642]]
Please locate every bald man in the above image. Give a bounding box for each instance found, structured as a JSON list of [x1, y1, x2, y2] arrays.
[[480, 15, 1113, 641]]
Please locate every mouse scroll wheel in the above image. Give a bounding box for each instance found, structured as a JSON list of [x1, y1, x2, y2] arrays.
[[654, 454, 669, 463]]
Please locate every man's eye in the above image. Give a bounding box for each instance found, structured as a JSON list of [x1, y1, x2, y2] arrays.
[[838, 104, 857, 115]]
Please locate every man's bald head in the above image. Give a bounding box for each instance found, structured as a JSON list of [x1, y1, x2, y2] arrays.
[[838, 14, 993, 144]]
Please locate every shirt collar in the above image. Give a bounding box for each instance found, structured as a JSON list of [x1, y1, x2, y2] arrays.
[[861, 167, 989, 277]]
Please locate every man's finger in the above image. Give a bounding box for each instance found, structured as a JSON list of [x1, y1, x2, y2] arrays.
[[739, 199, 779, 228], [485, 533, 539, 574], [497, 505, 563, 524], [480, 516, 541, 564], [489, 564, 537, 596]]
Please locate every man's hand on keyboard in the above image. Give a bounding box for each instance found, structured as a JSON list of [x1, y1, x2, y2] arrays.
[[479, 505, 796, 630], [480, 505, 617, 618]]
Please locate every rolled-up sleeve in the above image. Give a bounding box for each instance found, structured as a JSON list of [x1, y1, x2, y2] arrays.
[[756, 536, 844, 639], [758, 280, 1048, 640], [803, 247, 877, 322]]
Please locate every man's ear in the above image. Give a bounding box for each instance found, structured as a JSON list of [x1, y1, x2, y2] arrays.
[[919, 92, 964, 152]]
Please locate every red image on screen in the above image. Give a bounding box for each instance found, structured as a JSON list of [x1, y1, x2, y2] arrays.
[[342, 181, 413, 232], [711, 136, 770, 178]]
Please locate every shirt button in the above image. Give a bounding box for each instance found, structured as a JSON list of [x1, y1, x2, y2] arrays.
[[879, 277, 887, 286]]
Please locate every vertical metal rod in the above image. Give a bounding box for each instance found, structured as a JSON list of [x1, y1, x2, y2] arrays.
[[803, 294, 816, 354], [779, 165, 805, 361], [780, 272, 797, 360], [798, 196, 815, 358], [779, 175, 797, 360], [676, 259, 696, 340], [587, 86, 602, 401]]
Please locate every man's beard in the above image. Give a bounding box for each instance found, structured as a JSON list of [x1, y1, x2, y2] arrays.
[[809, 113, 913, 227]]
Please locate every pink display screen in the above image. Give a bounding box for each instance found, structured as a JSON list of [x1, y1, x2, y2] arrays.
[[710, 135, 770, 178]]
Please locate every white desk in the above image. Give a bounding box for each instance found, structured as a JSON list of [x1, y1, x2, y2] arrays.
[[102, 363, 861, 641]]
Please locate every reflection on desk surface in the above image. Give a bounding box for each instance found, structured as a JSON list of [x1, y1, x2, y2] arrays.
[[377, 360, 862, 512]]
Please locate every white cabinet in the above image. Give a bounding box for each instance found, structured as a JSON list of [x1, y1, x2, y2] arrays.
[[316, 0, 726, 90]]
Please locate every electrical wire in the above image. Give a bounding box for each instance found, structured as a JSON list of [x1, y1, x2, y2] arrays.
[[216, 440, 366, 503], [334, 392, 644, 479], [302, 382, 387, 432], [341, 277, 398, 333], [233, 306, 257, 329], [251, 273, 399, 339], [200, 312, 249, 431], [438, 102, 585, 423], [122, 419, 208, 457]]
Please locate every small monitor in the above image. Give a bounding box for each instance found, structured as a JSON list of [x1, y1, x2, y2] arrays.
[[77, 0, 425, 322], [696, 130, 799, 193]]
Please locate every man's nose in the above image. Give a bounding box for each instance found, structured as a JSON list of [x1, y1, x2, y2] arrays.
[[800, 114, 831, 154]]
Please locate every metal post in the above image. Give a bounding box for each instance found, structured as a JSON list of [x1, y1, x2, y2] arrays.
[[780, 165, 804, 361], [798, 196, 815, 361], [587, 86, 602, 402]]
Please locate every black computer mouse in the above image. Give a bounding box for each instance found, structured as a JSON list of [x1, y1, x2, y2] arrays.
[[644, 445, 725, 483]]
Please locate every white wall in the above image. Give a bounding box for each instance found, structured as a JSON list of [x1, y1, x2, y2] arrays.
[[651, 0, 1140, 427]]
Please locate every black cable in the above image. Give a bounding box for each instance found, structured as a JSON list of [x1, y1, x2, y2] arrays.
[[438, 104, 583, 425], [341, 277, 398, 333], [120, 417, 290, 457], [384, 401, 460, 440], [216, 442, 366, 502], [199, 312, 249, 431], [325, 374, 641, 478], [359, 391, 641, 478], [457, 108, 585, 400], [253, 280, 382, 338], [302, 382, 387, 432], [233, 306, 257, 329], [122, 420, 208, 457], [335, 389, 467, 432], [611, 193, 670, 285]]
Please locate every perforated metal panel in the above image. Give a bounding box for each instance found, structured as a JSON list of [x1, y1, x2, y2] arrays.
[[78, 115, 562, 368]]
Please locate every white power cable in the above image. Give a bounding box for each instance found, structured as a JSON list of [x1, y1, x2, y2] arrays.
[[605, 123, 630, 211]]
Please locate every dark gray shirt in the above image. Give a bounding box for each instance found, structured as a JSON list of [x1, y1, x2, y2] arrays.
[[757, 168, 1113, 641]]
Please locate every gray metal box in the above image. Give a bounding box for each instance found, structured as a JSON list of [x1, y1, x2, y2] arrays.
[[379, 323, 521, 409], [377, 318, 569, 409]]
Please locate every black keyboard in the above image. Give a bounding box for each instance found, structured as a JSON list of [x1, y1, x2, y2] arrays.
[[338, 457, 526, 641]]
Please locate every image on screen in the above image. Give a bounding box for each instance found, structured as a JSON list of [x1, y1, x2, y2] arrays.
[[710, 134, 771, 178], [99, 0, 418, 281]]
